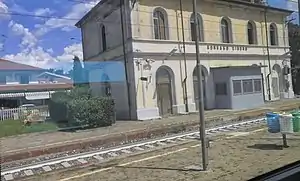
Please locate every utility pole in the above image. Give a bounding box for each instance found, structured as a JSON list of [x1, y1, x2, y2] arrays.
[[192, 0, 208, 171], [179, 0, 189, 113], [119, 0, 132, 119], [264, 8, 272, 101]]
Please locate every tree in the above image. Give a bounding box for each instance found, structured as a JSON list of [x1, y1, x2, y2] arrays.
[[48, 68, 55, 73], [72, 56, 84, 86], [67, 69, 73, 77]]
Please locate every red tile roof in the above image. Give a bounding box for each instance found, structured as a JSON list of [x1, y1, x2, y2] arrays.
[[0, 58, 43, 71]]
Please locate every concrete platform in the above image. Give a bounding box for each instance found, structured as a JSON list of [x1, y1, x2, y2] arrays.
[[1, 99, 299, 163]]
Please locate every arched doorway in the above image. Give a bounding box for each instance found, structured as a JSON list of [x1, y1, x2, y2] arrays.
[[156, 66, 175, 116], [193, 65, 208, 110], [272, 64, 282, 99]]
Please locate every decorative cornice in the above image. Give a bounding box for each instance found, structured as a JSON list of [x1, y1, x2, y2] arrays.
[[133, 52, 289, 60], [132, 38, 289, 49]]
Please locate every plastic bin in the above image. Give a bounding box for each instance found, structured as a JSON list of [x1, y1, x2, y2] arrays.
[[292, 111, 300, 132], [266, 112, 280, 133], [279, 114, 294, 134]]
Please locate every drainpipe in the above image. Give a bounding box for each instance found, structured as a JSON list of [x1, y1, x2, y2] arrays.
[[264, 8, 272, 101], [179, 0, 189, 113]]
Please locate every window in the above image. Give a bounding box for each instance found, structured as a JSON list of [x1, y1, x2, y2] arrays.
[[0, 74, 6, 84], [247, 21, 256, 44], [19, 74, 30, 84], [221, 18, 231, 43], [269, 24, 277, 45], [190, 13, 203, 41], [242, 79, 254, 93], [232, 80, 242, 95], [215, 83, 227, 95], [101, 25, 107, 51], [253, 79, 262, 92], [153, 9, 167, 40], [5, 74, 13, 82]]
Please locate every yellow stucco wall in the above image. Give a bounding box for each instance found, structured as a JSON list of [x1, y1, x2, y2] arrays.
[[130, 0, 293, 118], [131, 0, 289, 46]]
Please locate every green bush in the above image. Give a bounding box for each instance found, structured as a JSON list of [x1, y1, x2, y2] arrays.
[[67, 96, 115, 127], [48, 91, 70, 122], [68, 85, 91, 98], [49, 87, 115, 128]]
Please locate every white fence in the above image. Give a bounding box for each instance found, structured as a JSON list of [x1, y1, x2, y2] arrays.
[[0, 106, 49, 121]]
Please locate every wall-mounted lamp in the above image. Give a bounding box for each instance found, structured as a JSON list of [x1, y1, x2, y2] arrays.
[[162, 47, 178, 63]]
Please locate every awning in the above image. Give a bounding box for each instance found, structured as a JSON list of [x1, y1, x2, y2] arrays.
[[0, 91, 63, 100], [25, 92, 52, 100], [0, 92, 25, 98]]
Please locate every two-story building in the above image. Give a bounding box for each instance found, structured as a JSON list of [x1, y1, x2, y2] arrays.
[[0, 59, 72, 107], [0, 58, 45, 85], [36, 72, 72, 84], [76, 0, 295, 120]]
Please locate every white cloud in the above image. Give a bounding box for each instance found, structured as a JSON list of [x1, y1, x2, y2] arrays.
[[3, 43, 83, 69], [56, 43, 83, 62], [3, 21, 83, 69], [3, 47, 56, 68], [34, 8, 55, 22], [34, 0, 100, 36], [34, 8, 54, 16], [46, 48, 54, 54], [10, 2, 30, 14], [0, 1, 10, 19], [8, 20, 38, 49], [1, 2, 85, 70]]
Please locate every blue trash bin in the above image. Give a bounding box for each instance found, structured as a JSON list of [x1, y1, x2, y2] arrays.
[[266, 112, 280, 133]]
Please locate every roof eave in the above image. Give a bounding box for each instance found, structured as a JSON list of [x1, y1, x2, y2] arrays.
[[219, 0, 293, 14], [75, 0, 293, 28], [75, 0, 110, 28]]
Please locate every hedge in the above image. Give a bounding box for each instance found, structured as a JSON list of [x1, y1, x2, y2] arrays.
[[49, 87, 115, 127], [67, 96, 115, 127], [48, 91, 70, 122]]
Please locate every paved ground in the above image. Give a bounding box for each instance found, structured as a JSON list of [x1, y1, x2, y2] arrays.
[[28, 130, 300, 181], [1, 99, 299, 160]]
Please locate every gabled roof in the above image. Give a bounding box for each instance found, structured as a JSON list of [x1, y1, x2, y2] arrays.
[[75, 0, 118, 28], [37, 72, 71, 80], [219, 0, 293, 14], [0, 58, 44, 71]]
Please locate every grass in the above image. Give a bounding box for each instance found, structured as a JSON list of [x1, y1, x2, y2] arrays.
[[0, 119, 59, 138]]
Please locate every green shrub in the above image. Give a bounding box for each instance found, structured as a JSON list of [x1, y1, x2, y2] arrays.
[[67, 96, 115, 127], [48, 91, 70, 122], [49, 86, 115, 128], [68, 86, 91, 99]]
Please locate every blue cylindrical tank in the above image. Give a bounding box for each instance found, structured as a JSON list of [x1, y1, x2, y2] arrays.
[[266, 112, 280, 133]]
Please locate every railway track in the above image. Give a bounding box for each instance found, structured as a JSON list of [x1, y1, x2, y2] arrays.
[[1, 117, 266, 181]]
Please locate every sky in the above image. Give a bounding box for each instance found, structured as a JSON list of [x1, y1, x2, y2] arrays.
[[0, 0, 100, 71], [0, 0, 298, 71]]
